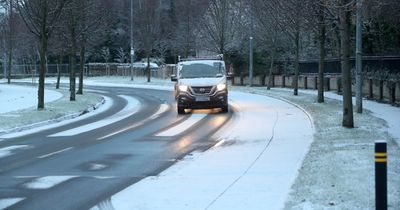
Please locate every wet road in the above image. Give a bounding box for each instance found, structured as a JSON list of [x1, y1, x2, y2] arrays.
[[0, 86, 233, 210]]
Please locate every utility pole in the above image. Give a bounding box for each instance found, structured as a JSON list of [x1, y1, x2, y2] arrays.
[[248, 0, 254, 87], [249, 36, 253, 86], [7, 0, 13, 84], [355, 0, 363, 113], [130, 0, 134, 81]]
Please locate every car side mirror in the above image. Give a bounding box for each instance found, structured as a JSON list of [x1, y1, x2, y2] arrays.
[[171, 75, 178, 82]]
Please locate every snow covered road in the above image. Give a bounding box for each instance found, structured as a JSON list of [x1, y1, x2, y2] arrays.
[[93, 91, 314, 210]]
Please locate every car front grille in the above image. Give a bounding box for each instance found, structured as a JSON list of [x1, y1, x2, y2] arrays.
[[191, 86, 214, 95]]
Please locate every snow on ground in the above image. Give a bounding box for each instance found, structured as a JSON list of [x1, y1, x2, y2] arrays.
[[232, 86, 400, 209], [0, 84, 62, 114], [273, 88, 400, 145], [2, 77, 400, 209], [0, 84, 104, 137]]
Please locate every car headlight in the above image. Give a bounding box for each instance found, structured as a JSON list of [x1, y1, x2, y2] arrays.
[[217, 83, 226, 91], [179, 85, 189, 92]]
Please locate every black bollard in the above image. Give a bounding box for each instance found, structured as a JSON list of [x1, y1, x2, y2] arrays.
[[375, 140, 387, 210]]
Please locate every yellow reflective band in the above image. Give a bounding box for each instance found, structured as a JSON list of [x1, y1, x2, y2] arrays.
[[375, 158, 387, 163], [375, 153, 387, 157]]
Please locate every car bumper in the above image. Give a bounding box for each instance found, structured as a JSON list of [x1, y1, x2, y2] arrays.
[[177, 91, 228, 109]]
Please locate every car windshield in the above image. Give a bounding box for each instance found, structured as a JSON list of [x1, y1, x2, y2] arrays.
[[179, 62, 224, 79]]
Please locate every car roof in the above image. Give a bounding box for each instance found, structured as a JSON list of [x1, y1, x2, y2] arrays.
[[178, 60, 224, 65]]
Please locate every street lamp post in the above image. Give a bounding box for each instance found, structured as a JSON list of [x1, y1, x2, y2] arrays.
[[248, 0, 254, 87], [249, 36, 253, 86], [130, 0, 134, 81], [355, 0, 363, 113]]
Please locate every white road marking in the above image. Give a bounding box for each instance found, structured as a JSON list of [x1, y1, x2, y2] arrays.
[[14, 176, 37, 179], [0, 145, 31, 159], [37, 147, 73, 159], [94, 176, 115, 179], [0, 198, 25, 209], [24, 176, 77, 189], [86, 89, 109, 94], [156, 114, 207, 137], [97, 122, 144, 140], [212, 139, 226, 149], [149, 104, 169, 120], [97, 103, 169, 140], [48, 95, 140, 137]]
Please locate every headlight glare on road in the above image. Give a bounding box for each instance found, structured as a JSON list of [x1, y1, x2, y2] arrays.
[[217, 83, 226, 91], [179, 85, 189, 92]]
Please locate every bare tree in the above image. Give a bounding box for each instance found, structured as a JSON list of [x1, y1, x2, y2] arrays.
[[16, 0, 69, 109], [280, 0, 311, 95], [339, 0, 354, 128], [253, 0, 288, 90], [134, 0, 160, 82], [255, 0, 309, 95], [115, 47, 126, 63], [314, 0, 329, 103], [101, 47, 111, 76], [58, 0, 108, 97], [6, 0, 14, 84], [63, 0, 80, 101], [172, 0, 208, 58], [0, 3, 7, 79], [48, 29, 68, 89], [0, 0, 17, 84], [198, 0, 245, 55], [77, 0, 109, 95]]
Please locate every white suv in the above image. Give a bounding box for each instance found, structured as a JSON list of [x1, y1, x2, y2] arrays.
[[171, 58, 229, 114]]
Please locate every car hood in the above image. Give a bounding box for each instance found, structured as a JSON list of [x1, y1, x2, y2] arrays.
[[179, 77, 226, 87]]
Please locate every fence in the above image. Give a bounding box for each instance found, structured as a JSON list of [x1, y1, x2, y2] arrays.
[[232, 74, 400, 105], [275, 56, 400, 74], [0, 63, 175, 80]]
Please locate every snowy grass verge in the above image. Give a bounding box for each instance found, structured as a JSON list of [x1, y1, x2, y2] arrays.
[[232, 86, 400, 210], [0, 88, 103, 136]]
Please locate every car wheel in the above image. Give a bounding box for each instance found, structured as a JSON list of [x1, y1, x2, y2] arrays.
[[177, 106, 185, 114], [221, 105, 228, 113]]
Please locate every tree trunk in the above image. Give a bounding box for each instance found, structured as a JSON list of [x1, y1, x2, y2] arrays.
[[56, 54, 62, 89], [340, 0, 354, 128], [77, 43, 85, 95], [69, 53, 76, 101], [7, 39, 12, 84], [317, 3, 326, 103], [38, 34, 47, 109], [37, 0, 48, 110], [355, 0, 363, 113], [147, 54, 151, 83], [267, 47, 275, 90], [3, 53, 6, 80], [69, 27, 77, 101], [293, 26, 300, 96], [7, 0, 13, 84]]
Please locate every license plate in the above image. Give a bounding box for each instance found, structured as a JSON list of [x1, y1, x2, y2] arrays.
[[195, 96, 210, 102]]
